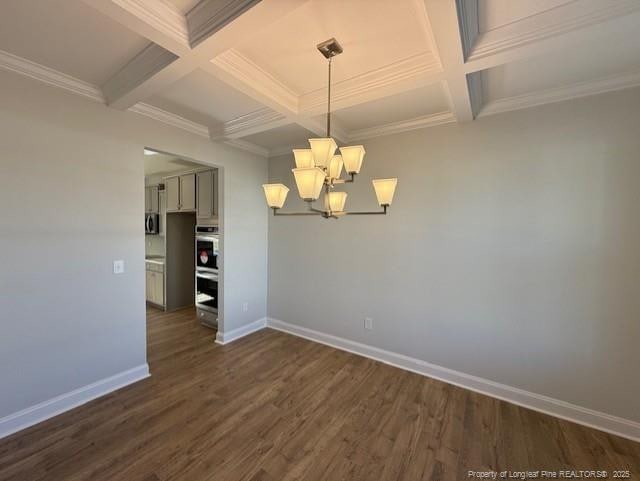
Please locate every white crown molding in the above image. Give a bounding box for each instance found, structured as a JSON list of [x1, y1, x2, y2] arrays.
[[299, 52, 443, 116], [215, 317, 267, 345], [478, 70, 640, 118], [223, 138, 269, 157], [267, 318, 640, 442], [0, 50, 271, 158], [187, 0, 261, 47], [214, 108, 288, 139], [267, 112, 456, 157], [210, 49, 299, 114], [128, 102, 210, 137], [0, 364, 149, 439], [0, 49, 105, 103], [348, 111, 456, 141], [119, 0, 188, 46], [268, 144, 304, 158], [467, 0, 640, 64], [81, 0, 189, 53]]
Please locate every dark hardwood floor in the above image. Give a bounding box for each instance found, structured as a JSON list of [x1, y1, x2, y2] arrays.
[[0, 306, 638, 480]]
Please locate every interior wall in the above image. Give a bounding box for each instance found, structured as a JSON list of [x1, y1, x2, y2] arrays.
[[0, 69, 268, 419], [268, 87, 640, 423]]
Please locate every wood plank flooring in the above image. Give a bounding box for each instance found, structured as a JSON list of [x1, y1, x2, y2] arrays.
[[1, 306, 638, 480]]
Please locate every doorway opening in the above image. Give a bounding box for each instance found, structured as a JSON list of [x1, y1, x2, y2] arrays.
[[143, 147, 223, 337]]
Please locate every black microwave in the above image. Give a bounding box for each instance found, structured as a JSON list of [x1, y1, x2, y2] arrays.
[[145, 213, 159, 235]]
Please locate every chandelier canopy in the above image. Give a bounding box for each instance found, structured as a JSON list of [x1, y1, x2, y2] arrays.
[[262, 38, 397, 219]]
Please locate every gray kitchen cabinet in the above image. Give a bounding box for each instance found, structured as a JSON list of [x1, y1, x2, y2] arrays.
[[158, 190, 166, 236], [165, 174, 195, 212], [196, 169, 219, 222], [165, 176, 180, 212], [180, 173, 196, 211], [145, 270, 154, 301], [145, 185, 159, 213]]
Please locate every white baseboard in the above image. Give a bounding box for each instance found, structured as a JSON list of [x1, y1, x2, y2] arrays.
[[0, 364, 150, 440], [215, 317, 267, 345], [267, 318, 640, 443]]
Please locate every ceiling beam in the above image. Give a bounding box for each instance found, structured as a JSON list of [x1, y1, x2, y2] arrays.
[[84, 0, 342, 143], [205, 50, 349, 143], [102, 43, 180, 108], [83, 0, 307, 110], [422, 0, 479, 122]]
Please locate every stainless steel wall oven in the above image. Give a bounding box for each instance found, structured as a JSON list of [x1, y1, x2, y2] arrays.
[[195, 225, 219, 328]]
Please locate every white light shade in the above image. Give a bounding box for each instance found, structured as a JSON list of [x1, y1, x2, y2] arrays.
[[309, 138, 337, 168], [328, 155, 343, 179], [262, 183, 289, 208], [292, 149, 314, 168], [292, 167, 326, 200], [339, 145, 366, 174], [325, 191, 347, 212], [372, 178, 398, 206]]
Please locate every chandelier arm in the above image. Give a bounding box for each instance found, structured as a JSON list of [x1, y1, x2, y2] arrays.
[[308, 206, 326, 214], [272, 209, 322, 216], [344, 205, 389, 216]]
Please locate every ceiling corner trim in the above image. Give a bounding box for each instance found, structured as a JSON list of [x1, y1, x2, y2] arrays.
[[467, 0, 640, 66], [221, 108, 288, 139], [128, 102, 210, 138], [268, 145, 299, 158], [348, 111, 456, 141], [224, 138, 269, 157], [187, 0, 262, 48], [0, 49, 105, 103], [80, 0, 190, 53], [478, 70, 640, 118], [298, 52, 443, 116]]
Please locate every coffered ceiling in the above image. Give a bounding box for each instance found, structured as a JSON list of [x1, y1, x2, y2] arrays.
[[0, 0, 638, 158]]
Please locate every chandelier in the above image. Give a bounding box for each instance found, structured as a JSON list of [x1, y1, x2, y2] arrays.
[[262, 38, 398, 219]]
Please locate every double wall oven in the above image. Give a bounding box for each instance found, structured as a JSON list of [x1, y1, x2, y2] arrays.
[[195, 225, 219, 328]]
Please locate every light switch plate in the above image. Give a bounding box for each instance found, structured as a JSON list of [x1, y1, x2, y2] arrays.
[[364, 317, 373, 330], [113, 260, 125, 274]]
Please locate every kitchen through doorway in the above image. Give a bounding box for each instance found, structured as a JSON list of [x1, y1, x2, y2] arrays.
[[143, 147, 223, 336]]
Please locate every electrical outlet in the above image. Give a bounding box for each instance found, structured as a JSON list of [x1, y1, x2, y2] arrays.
[[242, 302, 249, 313], [364, 317, 373, 330], [113, 260, 125, 274]]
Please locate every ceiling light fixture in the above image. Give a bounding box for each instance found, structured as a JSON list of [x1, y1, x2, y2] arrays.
[[262, 38, 398, 219]]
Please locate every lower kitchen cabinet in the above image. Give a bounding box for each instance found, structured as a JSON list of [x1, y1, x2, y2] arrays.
[[145, 264, 165, 306]]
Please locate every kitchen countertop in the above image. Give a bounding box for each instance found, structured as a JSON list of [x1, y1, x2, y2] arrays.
[[145, 256, 165, 265]]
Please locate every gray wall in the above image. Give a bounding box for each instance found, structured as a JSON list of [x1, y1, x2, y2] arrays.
[[0, 69, 268, 418], [268, 87, 640, 423]]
